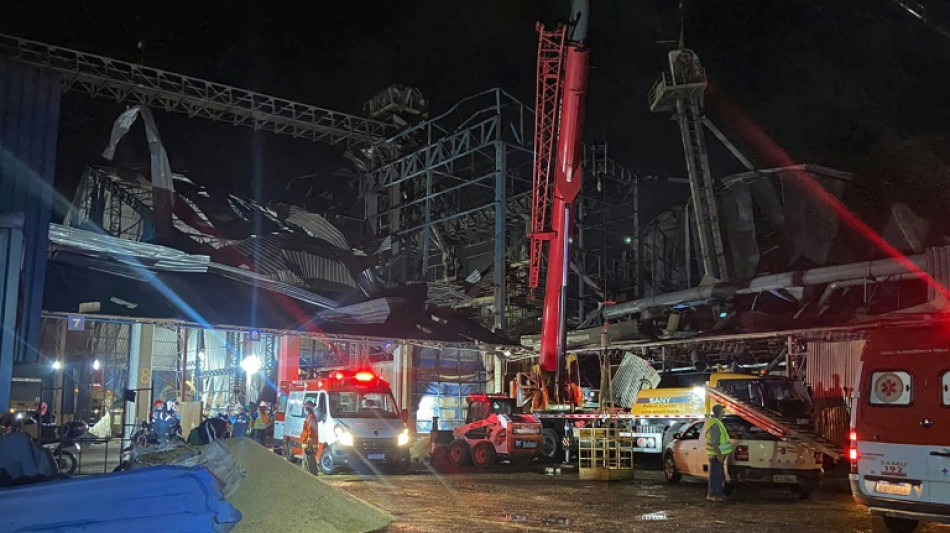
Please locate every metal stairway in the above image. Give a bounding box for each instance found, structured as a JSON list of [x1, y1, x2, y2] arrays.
[[649, 48, 729, 281], [705, 385, 844, 460]]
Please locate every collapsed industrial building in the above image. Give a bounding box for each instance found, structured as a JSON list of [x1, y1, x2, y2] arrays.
[[3, 27, 950, 470]]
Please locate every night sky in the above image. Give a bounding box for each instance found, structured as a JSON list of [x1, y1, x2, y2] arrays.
[[5, 0, 950, 224]]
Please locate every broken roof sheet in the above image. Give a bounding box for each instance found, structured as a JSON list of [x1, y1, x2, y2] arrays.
[[42, 257, 512, 345]]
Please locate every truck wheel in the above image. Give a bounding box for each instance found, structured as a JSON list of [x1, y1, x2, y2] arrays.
[[663, 453, 681, 483], [448, 439, 470, 466], [541, 429, 560, 460], [792, 479, 816, 500], [318, 447, 338, 475], [882, 516, 919, 533], [471, 441, 496, 468]]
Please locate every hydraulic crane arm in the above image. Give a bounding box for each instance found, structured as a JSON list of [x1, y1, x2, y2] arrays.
[[537, 0, 591, 382]]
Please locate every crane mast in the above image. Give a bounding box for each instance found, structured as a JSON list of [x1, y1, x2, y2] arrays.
[[530, 0, 591, 400]]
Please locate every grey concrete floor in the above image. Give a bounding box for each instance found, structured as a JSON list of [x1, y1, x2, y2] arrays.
[[326, 463, 950, 533]]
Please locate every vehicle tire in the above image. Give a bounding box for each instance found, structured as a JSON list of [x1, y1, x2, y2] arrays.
[[318, 447, 338, 475], [541, 429, 561, 461], [56, 450, 78, 475], [663, 453, 681, 483], [882, 516, 919, 533], [447, 439, 471, 466], [790, 487, 811, 500], [431, 445, 449, 466], [792, 479, 816, 500], [471, 441, 497, 468]]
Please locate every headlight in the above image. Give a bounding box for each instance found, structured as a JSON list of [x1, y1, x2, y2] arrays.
[[334, 424, 354, 446], [397, 428, 410, 446]]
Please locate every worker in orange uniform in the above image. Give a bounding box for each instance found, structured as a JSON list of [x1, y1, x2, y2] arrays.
[[569, 382, 583, 407], [301, 401, 322, 475], [251, 401, 271, 445]]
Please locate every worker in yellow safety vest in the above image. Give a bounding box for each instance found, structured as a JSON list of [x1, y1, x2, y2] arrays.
[[703, 404, 733, 502], [251, 401, 271, 446]]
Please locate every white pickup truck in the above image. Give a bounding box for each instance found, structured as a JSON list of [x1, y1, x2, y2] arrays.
[[663, 416, 824, 498]]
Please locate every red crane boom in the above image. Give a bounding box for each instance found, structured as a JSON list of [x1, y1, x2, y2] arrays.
[[531, 1, 592, 383], [529, 24, 567, 291]]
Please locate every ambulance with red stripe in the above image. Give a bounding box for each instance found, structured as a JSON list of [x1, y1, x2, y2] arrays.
[[850, 324, 950, 532], [275, 370, 411, 475]]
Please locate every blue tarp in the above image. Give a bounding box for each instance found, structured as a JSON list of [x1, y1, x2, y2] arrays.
[[413, 347, 487, 433], [0, 465, 242, 533]]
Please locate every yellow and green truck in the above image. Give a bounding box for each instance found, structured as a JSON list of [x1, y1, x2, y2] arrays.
[[631, 372, 814, 455]]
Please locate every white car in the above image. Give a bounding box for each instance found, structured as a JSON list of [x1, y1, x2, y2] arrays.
[[663, 416, 824, 498]]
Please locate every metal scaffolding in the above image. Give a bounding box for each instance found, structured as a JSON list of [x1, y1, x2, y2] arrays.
[[362, 89, 642, 336], [0, 33, 395, 146]]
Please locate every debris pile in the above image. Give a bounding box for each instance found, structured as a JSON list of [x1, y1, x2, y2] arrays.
[[225, 439, 392, 533]]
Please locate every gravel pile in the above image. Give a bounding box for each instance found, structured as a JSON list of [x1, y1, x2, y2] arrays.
[[225, 439, 392, 533]]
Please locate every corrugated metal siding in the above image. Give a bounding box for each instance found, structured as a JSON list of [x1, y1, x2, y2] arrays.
[[805, 339, 865, 447], [927, 245, 950, 301], [0, 59, 61, 363]]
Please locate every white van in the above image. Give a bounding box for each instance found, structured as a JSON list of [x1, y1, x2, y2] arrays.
[[850, 324, 950, 532], [275, 371, 411, 474]]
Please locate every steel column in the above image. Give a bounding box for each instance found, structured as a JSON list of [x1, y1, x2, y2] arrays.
[[0, 213, 23, 411], [422, 166, 433, 279], [494, 139, 507, 334], [0, 59, 61, 366]]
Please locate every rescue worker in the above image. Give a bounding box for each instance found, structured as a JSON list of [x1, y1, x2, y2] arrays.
[[36, 402, 55, 425], [300, 401, 321, 475], [36, 402, 56, 440], [231, 405, 249, 438], [704, 404, 733, 502], [151, 399, 173, 443], [251, 401, 271, 445], [151, 400, 166, 424]]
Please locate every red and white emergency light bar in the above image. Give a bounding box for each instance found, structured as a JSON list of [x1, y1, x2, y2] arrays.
[[288, 369, 389, 392]]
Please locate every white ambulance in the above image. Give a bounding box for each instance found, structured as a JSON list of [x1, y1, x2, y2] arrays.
[[274, 370, 411, 474], [850, 324, 950, 532]]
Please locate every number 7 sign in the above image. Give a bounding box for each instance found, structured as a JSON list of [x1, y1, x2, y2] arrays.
[[67, 315, 85, 331]]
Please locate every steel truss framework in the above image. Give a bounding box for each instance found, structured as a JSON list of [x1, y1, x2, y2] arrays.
[[0, 33, 395, 146], [363, 89, 642, 337], [577, 323, 874, 369]]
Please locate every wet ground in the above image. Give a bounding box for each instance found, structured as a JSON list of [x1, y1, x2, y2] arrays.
[[328, 462, 950, 533]]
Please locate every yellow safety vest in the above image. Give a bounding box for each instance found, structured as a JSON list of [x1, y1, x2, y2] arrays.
[[705, 418, 733, 456], [253, 411, 270, 430]]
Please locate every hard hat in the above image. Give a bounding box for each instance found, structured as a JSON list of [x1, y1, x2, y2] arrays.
[[712, 404, 725, 416], [259, 401, 267, 407]]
